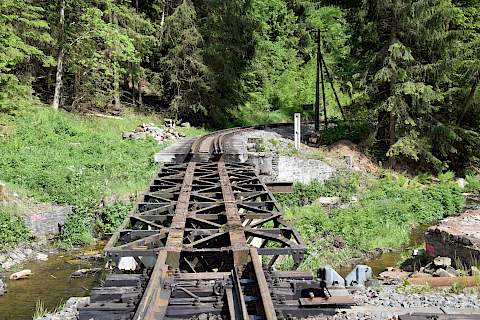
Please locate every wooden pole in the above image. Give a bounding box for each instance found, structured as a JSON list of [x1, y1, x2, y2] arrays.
[[319, 30, 327, 130], [315, 29, 320, 131]]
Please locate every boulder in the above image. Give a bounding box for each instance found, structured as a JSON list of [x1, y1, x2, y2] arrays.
[[180, 122, 191, 128], [36, 253, 48, 261], [10, 269, 32, 280], [378, 268, 410, 280], [433, 256, 452, 269], [432, 268, 456, 278], [315, 197, 341, 206], [2, 259, 15, 270]]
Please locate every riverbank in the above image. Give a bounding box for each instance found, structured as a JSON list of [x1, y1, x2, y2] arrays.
[[0, 107, 207, 249]]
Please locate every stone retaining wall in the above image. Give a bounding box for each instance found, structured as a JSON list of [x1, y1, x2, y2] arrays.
[[425, 210, 480, 267], [24, 204, 72, 239]]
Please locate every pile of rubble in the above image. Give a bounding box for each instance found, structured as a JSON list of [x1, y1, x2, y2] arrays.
[[122, 119, 188, 144]]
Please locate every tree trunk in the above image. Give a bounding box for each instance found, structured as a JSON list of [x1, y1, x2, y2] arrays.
[[138, 77, 142, 106], [52, 0, 66, 110], [388, 111, 396, 168], [458, 71, 479, 125]]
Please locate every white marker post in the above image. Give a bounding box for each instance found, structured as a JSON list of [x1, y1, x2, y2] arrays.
[[294, 113, 301, 150]]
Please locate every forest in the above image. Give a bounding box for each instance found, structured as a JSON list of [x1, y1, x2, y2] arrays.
[[1, 0, 479, 173]]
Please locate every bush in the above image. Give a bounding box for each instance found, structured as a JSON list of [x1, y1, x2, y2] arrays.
[[98, 202, 133, 234], [0, 206, 30, 250], [465, 175, 480, 194], [276, 170, 360, 206], [281, 171, 465, 268], [319, 121, 370, 145]]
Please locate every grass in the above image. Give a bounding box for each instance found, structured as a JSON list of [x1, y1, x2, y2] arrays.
[[278, 171, 465, 270], [0, 106, 208, 247], [0, 205, 30, 251], [33, 299, 65, 319]]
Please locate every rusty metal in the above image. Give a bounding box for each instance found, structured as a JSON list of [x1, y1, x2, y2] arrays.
[[265, 181, 294, 193], [80, 124, 358, 320], [399, 316, 480, 320], [408, 276, 479, 287]]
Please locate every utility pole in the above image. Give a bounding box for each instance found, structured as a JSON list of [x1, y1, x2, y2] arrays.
[[315, 29, 328, 131], [319, 30, 327, 130], [315, 30, 320, 131]]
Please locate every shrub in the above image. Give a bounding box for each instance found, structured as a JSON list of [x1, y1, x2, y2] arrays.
[[98, 202, 133, 234], [0, 206, 30, 250], [276, 170, 360, 206], [281, 171, 466, 268]]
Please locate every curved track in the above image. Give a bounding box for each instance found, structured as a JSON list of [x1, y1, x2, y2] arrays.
[[78, 124, 356, 320]]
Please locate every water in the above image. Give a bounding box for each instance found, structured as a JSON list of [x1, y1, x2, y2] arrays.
[[0, 245, 104, 320], [337, 225, 428, 277], [347, 196, 480, 277]]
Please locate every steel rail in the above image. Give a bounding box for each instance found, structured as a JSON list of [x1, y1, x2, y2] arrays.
[[79, 123, 356, 320]]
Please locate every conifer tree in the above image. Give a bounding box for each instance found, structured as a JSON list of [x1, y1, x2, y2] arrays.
[[0, 0, 53, 112]]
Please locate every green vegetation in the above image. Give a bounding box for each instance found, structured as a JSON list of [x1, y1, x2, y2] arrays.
[[465, 175, 480, 194], [0, 205, 30, 251], [97, 202, 133, 234], [279, 172, 465, 270], [1, 0, 478, 172], [0, 108, 207, 246]]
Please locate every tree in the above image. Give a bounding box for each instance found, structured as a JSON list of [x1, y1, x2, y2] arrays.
[[352, 0, 464, 170], [0, 0, 53, 112]]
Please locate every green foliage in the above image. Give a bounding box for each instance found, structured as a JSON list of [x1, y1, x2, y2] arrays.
[[465, 175, 480, 194], [319, 121, 370, 145], [282, 171, 465, 268], [0, 205, 30, 251], [0, 0, 53, 113], [98, 202, 133, 234], [276, 170, 360, 206], [0, 108, 164, 245]]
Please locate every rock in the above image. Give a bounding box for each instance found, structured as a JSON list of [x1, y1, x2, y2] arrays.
[[71, 268, 101, 278], [445, 266, 459, 276], [10, 269, 32, 280], [10, 249, 26, 261], [432, 268, 456, 277], [315, 196, 341, 205], [456, 178, 466, 189], [433, 256, 452, 269], [2, 259, 15, 270], [180, 122, 191, 128], [36, 253, 48, 261], [118, 257, 137, 271], [471, 266, 480, 276], [24, 248, 34, 256], [410, 271, 433, 278], [0, 254, 6, 264], [378, 268, 410, 280], [0, 279, 5, 296]]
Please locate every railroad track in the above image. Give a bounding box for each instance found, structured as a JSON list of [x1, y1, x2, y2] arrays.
[[78, 125, 354, 320], [77, 125, 473, 320]]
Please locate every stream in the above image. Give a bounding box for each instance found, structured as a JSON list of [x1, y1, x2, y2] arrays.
[[0, 244, 104, 320]]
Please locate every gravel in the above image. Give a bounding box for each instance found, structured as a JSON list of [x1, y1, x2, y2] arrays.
[[354, 285, 480, 309]]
